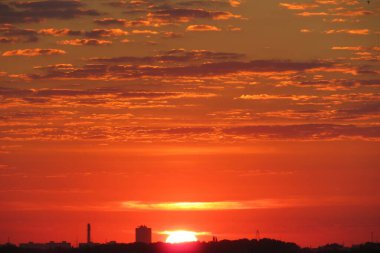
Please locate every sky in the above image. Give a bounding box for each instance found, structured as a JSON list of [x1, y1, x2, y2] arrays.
[[0, 0, 380, 247]]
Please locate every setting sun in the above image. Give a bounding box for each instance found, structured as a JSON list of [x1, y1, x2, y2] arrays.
[[165, 231, 198, 244]]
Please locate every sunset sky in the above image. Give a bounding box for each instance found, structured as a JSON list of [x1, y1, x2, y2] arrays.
[[0, 0, 380, 247]]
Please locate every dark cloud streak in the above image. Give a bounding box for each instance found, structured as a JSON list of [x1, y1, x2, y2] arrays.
[[29, 60, 330, 79], [0, 0, 99, 24]]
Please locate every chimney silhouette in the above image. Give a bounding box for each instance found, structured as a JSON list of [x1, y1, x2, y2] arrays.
[[87, 224, 91, 243]]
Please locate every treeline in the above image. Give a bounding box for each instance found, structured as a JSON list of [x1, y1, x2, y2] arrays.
[[1, 238, 379, 253]]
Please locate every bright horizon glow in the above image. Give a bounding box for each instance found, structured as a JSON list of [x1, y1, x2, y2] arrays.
[[121, 200, 285, 210], [165, 231, 198, 244]]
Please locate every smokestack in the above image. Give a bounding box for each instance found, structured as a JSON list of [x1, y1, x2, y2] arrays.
[[87, 224, 91, 243]]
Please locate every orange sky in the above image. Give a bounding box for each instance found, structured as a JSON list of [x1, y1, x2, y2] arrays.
[[0, 0, 379, 247]]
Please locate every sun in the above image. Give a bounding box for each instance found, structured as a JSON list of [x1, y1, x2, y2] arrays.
[[165, 231, 198, 244]]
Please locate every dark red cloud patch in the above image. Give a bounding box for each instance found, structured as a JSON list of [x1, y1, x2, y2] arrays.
[[29, 59, 331, 79], [0, 0, 99, 24]]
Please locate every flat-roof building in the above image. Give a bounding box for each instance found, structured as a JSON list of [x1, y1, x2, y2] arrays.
[[135, 225, 152, 244]]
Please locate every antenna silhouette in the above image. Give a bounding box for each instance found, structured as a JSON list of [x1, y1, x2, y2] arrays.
[[256, 230, 260, 241]]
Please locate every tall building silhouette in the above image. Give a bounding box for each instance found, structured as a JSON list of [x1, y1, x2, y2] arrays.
[[79, 223, 99, 248], [135, 225, 152, 244], [87, 224, 91, 243]]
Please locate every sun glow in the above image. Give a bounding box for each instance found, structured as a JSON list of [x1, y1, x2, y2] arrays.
[[165, 231, 198, 244]]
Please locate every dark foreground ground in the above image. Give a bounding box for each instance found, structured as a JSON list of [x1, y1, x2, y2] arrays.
[[1, 239, 379, 253]]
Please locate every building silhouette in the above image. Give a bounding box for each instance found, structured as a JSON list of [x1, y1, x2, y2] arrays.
[[87, 224, 91, 243], [79, 223, 99, 248], [135, 225, 152, 244]]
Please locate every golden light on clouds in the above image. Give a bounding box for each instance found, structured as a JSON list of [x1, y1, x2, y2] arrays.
[[229, 0, 242, 7], [119, 197, 379, 212], [123, 201, 233, 210], [2, 48, 66, 56], [120, 200, 284, 211]]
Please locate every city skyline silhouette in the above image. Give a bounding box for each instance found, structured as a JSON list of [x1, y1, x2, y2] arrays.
[[2, 232, 380, 253]]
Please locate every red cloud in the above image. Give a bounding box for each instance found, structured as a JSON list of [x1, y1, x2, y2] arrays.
[[325, 29, 370, 35], [331, 46, 365, 51], [186, 25, 221, 32], [38, 28, 82, 36], [2, 48, 66, 56], [85, 29, 128, 38], [229, 0, 242, 7], [279, 3, 319, 10], [57, 39, 112, 46]]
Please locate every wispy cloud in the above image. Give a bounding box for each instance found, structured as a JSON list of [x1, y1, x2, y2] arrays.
[[1, 197, 378, 211], [121, 201, 263, 210], [119, 197, 366, 211], [325, 29, 370, 35], [57, 39, 112, 46], [158, 230, 210, 235], [279, 3, 319, 10]]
